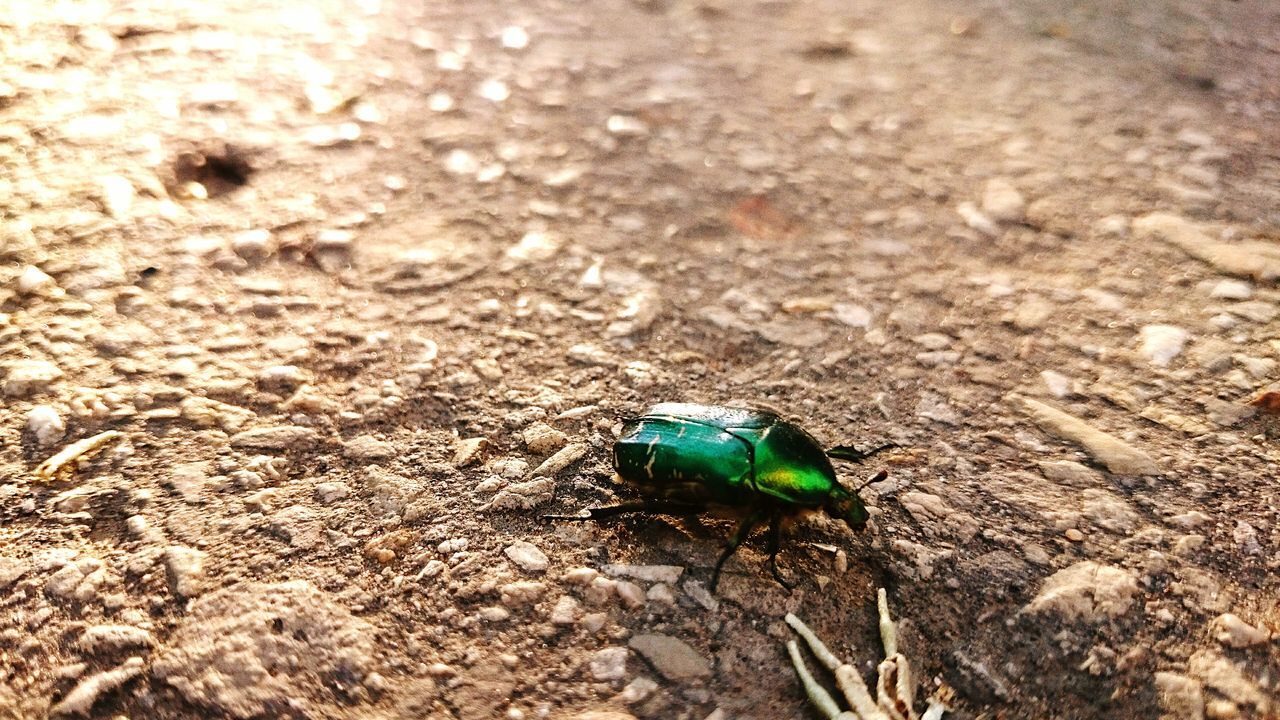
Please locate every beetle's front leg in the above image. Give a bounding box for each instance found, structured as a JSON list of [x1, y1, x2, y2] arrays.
[[763, 510, 795, 590], [709, 507, 767, 592], [542, 500, 707, 521]]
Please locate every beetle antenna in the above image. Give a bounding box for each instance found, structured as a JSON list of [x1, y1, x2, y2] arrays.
[[854, 469, 888, 492]]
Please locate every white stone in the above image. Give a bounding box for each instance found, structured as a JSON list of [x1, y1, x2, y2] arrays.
[[478, 607, 510, 622], [957, 202, 997, 237], [477, 79, 509, 103], [981, 178, 1026, 223], [314, 482, 350, 504], [77, 625, 155, 654], [500, 26, 529, 49], [549, 595, 580, 625], [499, 581, 546, 606], [618, 676, 659, 704], [606, 115, 648, 136], [1211, 613, 1270, 648], [589, 647, 629, 681], [1137, 325, 1189, 367], [504, 540, 549, 573], [427, 92, 454, 112], [164, 546, 206, 598], [601, 564, 684, 585], [505, 231, 562, 262], [26, 405, 65, 446], [522, 422, 568, 455], [231, 229, 274, 260], [17, 265, 58, 295], [1209, 279, 1253, 300], [4, 360, 63, 397], [1040, 370, 1074, 399], [614, 580, 646, 609], [1024, 561, 1139, 621], [831, 302, 872, 329], [99, 175, 135, 218], [443, 149, 479, 175]]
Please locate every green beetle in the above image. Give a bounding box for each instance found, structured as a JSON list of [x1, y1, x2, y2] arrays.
[[547, 403, 894, 591]]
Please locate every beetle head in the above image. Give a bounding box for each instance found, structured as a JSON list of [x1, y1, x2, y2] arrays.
[[825, 487, 869, 531]]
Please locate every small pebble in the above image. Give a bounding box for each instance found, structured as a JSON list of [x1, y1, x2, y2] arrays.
[[522, 422, 568, 455], [1137, 325, 1189, 367], [981, 178, 1026, 223], [606, 115, 648, 136], [550, 596, 581, 625], [479, 607, 510, 622], [17, 266, 59, 295], [26, 405, 66, 446], [614, 580, 646, 609], [1211, 613, 1270, 648], [1209, 279, 1253, 300], [501, 26, 529, 49], [589, 647, 629, 681], [618, 677, 658, 704], [1065, 528, 1085, 542], [505, 541, 549, 573]]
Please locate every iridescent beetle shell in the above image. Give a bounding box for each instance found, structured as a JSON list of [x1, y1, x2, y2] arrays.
[[612, 403, 870, 529]]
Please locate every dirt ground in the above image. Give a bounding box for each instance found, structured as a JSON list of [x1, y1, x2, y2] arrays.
[[2, 0, 1279, 718]]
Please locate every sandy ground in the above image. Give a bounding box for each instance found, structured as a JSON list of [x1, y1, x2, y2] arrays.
[[2, 0, 1279, 718]]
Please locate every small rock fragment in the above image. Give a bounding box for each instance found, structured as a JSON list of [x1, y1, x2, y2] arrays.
[[1211, 614, 1270, 648], [504, 541, 549, 573], [315, 481, 350, 504], [615, 581, 646, 609], [530, 443, 588, 478], [1024, 561, 1139, 621], [1135, 212, 1280, 281], [601, 564, 684, 585], [589, 647, 629, 681], [1017, 397, 1160, 475], [1138, 325, 1189, 367], [77, 625, 155, 654], [453, 437, 488, 467], [18, 265, 59, 295], [606, 115, 649, 136], [500, 581, 547, 606], [481, 478, 556, 512], [1154, 672, 1205, 720], [4, 359, 63, 397], [628, 634, 712, 681], [230, 426, 319, 450], [26, 405, 66, 447], [522, 422, 568, 455], [981, 178, 1026, 223], [50, 657, 144, 716], [549, 595, 580, 625], [164, 546, 206, 598], [618, 676, 659, 704], [342, 435, 395, 461]]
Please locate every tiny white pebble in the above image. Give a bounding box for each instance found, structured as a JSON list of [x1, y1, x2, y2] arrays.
[[614, 580, 645, 609], [25, 405, 65, 446], [427, 92, 455, 112], [500, 26, 529, 50]]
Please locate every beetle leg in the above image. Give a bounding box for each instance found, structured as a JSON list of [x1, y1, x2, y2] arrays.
[[543, 500, 707, 521], [709, 507, 767, 592], [764, 510, 795, 590]]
